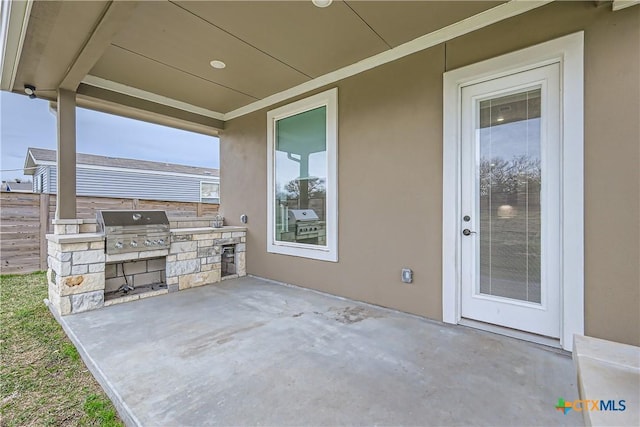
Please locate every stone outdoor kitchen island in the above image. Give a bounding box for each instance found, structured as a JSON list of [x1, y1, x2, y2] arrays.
[[46, 217, 246, 315]]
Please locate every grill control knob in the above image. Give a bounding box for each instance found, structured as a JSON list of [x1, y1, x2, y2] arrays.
[[114, 241, 123, 249], [153, 240, 159, 245], [158, 239, 165, 245], [130, 241, 138, 248], [144, 240, 152, 246]]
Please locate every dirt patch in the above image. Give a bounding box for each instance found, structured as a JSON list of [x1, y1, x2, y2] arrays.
[[328, 306, 381, 324], [181, 321, 266, 355]]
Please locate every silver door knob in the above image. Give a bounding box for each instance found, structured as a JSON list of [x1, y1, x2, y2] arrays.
[[462, 229, 476, 236]]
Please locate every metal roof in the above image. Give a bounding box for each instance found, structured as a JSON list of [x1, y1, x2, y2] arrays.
[[1, 180, 33, 192], [24, 147, 219, 178]]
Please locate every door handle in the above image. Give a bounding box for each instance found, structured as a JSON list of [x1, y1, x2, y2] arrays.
[[462, 229, 476, 236]]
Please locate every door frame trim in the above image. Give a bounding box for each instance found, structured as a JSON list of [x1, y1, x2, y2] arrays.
[[442, 32, 584, 351]]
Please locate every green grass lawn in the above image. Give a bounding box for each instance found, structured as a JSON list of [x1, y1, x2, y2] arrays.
[[0, 272, 122, 426]]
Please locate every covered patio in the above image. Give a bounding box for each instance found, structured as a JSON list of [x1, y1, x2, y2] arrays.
[[3, 1, 639, 425], [51, 276, 581, 426]]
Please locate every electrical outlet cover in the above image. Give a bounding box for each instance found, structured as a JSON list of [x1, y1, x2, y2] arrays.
[[402, 268, 413, 283]]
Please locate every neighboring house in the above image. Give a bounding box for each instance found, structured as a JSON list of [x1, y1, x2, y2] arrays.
[[1, 180, 33, 193], [24, 148, 219, 203], [2, 1, 639, 352]]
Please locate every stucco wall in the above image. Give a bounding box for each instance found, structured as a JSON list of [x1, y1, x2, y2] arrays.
[[221, 2, 640, 346]]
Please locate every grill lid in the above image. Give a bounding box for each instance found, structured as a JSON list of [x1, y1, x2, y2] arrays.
[[97, 210, 171, 255], [97, 210, 169, 230], [287, 209, 319, 222]]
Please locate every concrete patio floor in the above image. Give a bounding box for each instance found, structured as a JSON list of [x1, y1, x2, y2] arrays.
[[51, 276, 582, 426]]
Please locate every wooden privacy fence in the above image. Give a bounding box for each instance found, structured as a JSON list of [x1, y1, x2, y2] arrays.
[[0, 192, 219, 275]]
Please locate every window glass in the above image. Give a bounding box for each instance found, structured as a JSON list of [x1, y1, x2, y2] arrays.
[[275, 107, 326, 246], [201, 182, 219, 203], [267, 88, 337, 262]]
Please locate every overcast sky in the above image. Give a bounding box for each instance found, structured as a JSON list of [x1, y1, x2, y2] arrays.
[[0, 91, 220, 182]]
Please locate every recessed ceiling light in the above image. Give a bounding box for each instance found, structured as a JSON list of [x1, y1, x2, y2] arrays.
[[312, 0, 333, 8], [210, 60, 226, 69]]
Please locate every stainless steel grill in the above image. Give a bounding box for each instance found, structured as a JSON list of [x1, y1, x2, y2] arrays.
[[97, 210, 170, 255], [287, 209, 320, 240]]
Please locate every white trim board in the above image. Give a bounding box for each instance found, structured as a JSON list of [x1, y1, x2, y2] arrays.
[[82, 75, 225, 121], [79, 1, 551, 124], [612, 0, 639, 11], [199, 180, 220, 204], [266, 88, 338, 263], [442, 32, 584, 352], [23, 149, 38, 172]]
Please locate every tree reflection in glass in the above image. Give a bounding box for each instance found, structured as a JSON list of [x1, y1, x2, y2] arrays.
[[274, 106, 327, 246], [478, 89, 542, 303]]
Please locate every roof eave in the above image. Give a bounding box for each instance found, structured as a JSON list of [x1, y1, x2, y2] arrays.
[[0, 0, 32, 91], [23, 147, 38, 175], [24, 147, 220, 178]]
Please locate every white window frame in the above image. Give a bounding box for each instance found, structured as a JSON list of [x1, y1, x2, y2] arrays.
[[442, 32, 584, 351], [200, 181, 220, 203], [267, 88, 338, 262], [36, 173, 43, 193]]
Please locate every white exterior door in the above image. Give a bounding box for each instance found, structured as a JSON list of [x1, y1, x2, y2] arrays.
[[459, 64, 561, 338]]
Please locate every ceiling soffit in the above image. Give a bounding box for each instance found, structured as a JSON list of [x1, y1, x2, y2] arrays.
[[174, 0, 391, 78], [8, 1, 555, 132], [91, 45, 258, 113], [86, 0, 532, 119], [105, 1, 312, 100], [346, 1, 505, 47], [13, 0, 109, 95]]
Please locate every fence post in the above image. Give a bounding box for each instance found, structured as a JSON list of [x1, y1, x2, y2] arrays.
[[39, 193, 50, 271]]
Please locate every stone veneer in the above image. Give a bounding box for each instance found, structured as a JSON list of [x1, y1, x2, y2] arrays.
[[46, 217, 246, 315], [166, 227, 246, 292]]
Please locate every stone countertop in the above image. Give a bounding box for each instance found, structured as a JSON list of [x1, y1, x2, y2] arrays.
[[46, 233, 104, 243], [573, 335, 639, 426], [168, 216, 219, 221], [46, 226, 246, 242], [170, 226, 247, 235], [51, 218, 97, 224]]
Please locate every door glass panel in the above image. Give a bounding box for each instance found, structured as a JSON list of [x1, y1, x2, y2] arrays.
[[478, 89, 541, 303]]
